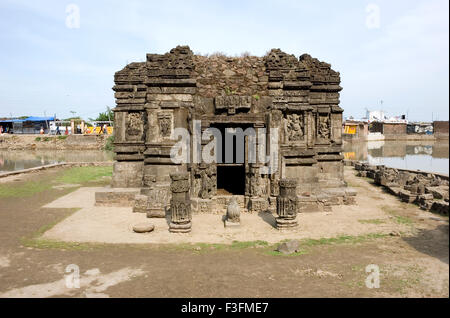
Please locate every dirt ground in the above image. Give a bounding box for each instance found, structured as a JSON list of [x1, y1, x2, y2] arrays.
[[0, 166, 448, 298]]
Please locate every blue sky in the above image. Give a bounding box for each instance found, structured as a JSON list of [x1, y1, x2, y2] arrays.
[[0, 0, 448, 121]]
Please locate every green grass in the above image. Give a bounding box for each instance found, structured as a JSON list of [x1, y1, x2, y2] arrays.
[[381, 205, 414, 225], [230, 240, 269, 249], [166, 234, 387, 257], [57, 135, 68, 140], [34, 137, 41, 142], [56, 166, 112, 184], [358, 219, 386, 225], [0, 166, 112, 198], [0, 180, 52, 198], [300, 233, 387, 247], [393, 215, 413, 225]]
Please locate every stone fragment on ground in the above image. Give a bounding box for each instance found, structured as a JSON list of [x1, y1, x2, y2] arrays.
[[276, 240, 300, 254], [132, 223, 155, 233]]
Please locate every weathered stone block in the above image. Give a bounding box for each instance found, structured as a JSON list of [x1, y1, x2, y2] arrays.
[[112, 161, 143, 188], [191, 198, 214, 213], [399, 190, 418, 203], [249, 197, 269, 212], [95, 188, 140, 207], [133, 194, 148, 213]]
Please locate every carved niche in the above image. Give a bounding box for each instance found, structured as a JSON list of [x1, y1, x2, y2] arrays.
[[157, 113, 172, 138], [285, 113, 305, 142], [318, 114, 331, 140], [126, 112, 144, 141]]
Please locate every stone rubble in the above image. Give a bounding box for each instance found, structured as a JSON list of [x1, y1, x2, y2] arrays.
[[351, 161, 449, 216]]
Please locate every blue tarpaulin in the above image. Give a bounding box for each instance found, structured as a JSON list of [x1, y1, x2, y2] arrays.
[[0, 116, 55, 123], [23, 116, 55, 121]]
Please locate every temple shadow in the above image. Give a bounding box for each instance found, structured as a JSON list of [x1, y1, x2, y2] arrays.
[[258, 210, 277, 229], [164, 207, 171, 225], [402, 223, 449, 265]]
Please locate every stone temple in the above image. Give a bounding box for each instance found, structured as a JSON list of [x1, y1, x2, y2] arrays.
[[105, 46, 355, 226]]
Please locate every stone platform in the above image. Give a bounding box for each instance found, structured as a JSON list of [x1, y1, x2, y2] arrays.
[[95, 187, 357, 215], [36, 182, 402, 245]]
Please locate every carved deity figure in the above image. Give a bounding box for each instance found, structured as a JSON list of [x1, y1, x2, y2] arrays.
[[318, 115, 330, 139], [249, 172, 262, 198], [159, 116, 171, 137], [286, 114, 304, 141], [127, 112, 143, 136], [197, 165, 216, 199]]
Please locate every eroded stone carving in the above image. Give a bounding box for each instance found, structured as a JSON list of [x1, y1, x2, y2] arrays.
[[127, 112, 143, 137], [286, 113, 304, 141], [264, 49, 299, 70], [215, 95, 252, 115], [226, 196, 241, 226], [158, 113, 172, 137], [169, 173, 192, 233], [318, 115, 330, 140], [199, 165, 217, 199], [276, 179, 298, 230]]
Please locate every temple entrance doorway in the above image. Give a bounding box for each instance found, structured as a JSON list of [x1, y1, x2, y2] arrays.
[[210, 123, 254, 196], [216, 165, 245, 195]]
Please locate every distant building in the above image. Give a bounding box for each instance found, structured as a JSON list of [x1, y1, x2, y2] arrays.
[[370, 121, 407, 136], [0, 116, 55, 134], [365, 109, 407, 124], [407, 122, 433, 135], [366, 110, 385, 122], [343, 120, 368, 141]]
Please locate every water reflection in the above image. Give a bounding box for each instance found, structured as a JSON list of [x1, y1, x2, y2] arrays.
[[343, 141, 449, 175], [0, 150, 114, 172]]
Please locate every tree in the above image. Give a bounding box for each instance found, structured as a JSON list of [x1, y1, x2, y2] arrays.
[[89, 108, 114, 123]]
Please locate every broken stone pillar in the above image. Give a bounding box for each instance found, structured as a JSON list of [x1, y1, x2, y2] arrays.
[[276, 178, 298, 230], [169, 172, 192, 233]]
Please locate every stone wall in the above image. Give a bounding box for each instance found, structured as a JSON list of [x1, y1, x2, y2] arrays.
[[383, 123, 407, 136]]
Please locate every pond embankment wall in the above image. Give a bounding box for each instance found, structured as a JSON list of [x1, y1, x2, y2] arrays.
[[0, 134, 110, 150]]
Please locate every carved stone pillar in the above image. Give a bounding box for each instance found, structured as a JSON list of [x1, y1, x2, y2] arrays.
[[248, 164, 268, 212], [169, 172, 192, 233], [276, 178, 298, 230]]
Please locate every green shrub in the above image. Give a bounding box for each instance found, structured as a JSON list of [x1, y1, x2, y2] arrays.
[[35, 137, 41, 142], [104, 135, 115, 151]]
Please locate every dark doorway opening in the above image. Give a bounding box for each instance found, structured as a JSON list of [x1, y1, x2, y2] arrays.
[[216, 165, 245, 195], [210, 123, 255, 196]]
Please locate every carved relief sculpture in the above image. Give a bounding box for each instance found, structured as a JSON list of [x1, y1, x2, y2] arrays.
[[126, 112, 143, 137], [286, 113, 304, 142], [318, 115, 330, 140], [199, 165, 216, 199], [158, 113, 172, 138]]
